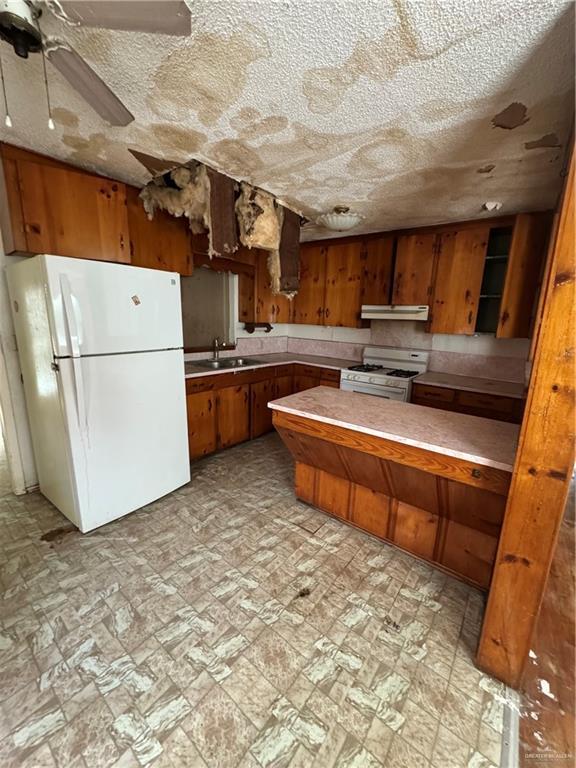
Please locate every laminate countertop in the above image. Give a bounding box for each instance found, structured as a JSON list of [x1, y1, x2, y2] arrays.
[[414, 371, 526, 399], [184, 354, 357, 378], [269, 386, 520, 471]]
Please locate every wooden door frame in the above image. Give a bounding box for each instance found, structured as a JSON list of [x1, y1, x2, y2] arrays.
[[476, 151, 575, 687]]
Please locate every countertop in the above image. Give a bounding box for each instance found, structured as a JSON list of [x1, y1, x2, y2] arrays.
[[268, 386, 519, 471], [184, 353, 357, 378], [413, 371, 526, 399]]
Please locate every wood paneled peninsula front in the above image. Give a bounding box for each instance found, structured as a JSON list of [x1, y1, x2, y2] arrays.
[[270, 387, 520, 589]]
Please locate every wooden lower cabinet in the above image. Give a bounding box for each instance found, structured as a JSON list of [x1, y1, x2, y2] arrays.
[[293, 374, 320, 392], [411, 383, 524, 423], [274, 375, 294, 400], [186, 391, 217, 459], [216, 385, 250, 449], [185, 363, 338, 460], [251, 378, 275, 438]]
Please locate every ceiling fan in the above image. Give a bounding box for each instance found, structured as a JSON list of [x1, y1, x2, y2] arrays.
[[0, 0, 192, 126]]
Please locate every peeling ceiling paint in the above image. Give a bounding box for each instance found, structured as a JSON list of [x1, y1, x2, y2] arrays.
[[0, 0, 573, 241]]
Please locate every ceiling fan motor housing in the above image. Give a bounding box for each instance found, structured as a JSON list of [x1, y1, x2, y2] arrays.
[[0, 0, 42, 58]]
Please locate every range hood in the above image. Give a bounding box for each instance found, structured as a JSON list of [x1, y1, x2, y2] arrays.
[[361, 305, 430, 321]]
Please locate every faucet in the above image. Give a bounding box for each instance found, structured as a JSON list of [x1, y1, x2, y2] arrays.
[[212, 337, 221, 361]]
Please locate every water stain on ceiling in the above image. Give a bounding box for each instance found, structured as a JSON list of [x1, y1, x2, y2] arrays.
[[0, 0, 573, 240]]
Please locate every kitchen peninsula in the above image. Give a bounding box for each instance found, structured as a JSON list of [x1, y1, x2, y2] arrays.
[[270, 387, 520, 589]]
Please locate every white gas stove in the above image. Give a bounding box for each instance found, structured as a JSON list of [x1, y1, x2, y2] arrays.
[[340, 347, 429, 402]]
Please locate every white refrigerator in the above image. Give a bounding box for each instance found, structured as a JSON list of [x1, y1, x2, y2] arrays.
[[7, 254, 190, 533]]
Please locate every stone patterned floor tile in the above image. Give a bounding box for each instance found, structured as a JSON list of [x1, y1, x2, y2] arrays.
[[0, 435, 512, 767]]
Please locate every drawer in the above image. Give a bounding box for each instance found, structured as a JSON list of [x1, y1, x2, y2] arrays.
[[318, 367, 341, 383], [457, 391, 517, 414], [295, 363, 340, 381], [185, 376, 216, 394], [412, 384, 456, 404], [294, 364, 323, 379], [273, 364, 294, 378]]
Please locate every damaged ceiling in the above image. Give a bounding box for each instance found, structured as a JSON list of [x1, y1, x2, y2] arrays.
[[0, 0, 573, 240]]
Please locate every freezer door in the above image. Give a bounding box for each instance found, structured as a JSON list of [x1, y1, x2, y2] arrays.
[[58, 349, 190, 532], [40, 255, 183, 357]]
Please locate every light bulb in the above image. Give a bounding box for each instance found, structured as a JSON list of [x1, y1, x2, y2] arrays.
[[4, 114, 12, 128], [48, 117, 55, 130]]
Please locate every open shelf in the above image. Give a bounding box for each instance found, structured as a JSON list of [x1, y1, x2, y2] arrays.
[[475, 226, 513, 334]]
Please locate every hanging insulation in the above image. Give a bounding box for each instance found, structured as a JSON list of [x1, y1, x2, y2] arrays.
[[139, 163, 210, 235], [235, 182, 281, 251]]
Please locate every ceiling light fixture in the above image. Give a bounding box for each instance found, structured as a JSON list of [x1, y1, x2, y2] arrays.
[[483, 201, 503, 212], [0, 48, 10, 127], [317, 205, 364, 231]]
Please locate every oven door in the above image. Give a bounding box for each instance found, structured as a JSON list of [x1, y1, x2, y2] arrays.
[[340, 379, 407, 401]]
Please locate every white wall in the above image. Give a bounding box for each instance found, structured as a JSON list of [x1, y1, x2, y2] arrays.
[[0, 233, 37, 493]]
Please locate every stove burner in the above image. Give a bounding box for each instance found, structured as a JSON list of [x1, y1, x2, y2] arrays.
[[347, 364, 384, 373], [387, 368, 419, 378]]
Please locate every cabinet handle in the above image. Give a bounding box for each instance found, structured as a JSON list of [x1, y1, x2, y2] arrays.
[[208, 399, 212, 412], [325, 308, 330, 319]]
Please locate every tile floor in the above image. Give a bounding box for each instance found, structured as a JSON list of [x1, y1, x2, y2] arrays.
[[0, 434, 512, 768]]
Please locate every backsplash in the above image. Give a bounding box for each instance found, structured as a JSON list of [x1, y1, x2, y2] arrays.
[[185, 318, 530, 382]]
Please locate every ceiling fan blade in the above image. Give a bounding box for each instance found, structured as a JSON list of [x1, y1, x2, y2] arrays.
[[128, 149, 182, 177], [45, 41, 134, 126], [47, 1, 191, 36]]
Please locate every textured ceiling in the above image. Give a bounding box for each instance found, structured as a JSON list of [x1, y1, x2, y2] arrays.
[[0, 0, 573, 240]]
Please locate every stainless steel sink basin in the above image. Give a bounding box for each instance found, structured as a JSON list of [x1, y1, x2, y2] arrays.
[[198, 357, 262, 370]]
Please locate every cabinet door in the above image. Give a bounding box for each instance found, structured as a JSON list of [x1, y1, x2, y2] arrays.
[[293, 375, 320, 393], [256, 250, 294, 323], [361, 236, 394, 305], [127, 186, 192, 274], [217, 384, 250, 449], [237, 248, 257, 323], [18, 159, 130, 262], [293, 244, 327, 324], [186, 391, 217, 459], [392, 234, 437, 305], [324, 242, 364, 327], [251, 378, 275, 438], [274, 374, 294, 400], [497, 213, 551, 338], [430, 228, 489, 334]]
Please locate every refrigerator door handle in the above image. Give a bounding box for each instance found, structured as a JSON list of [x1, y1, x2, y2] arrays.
[[60, 275, 88, 436], [71, 356, 89, 436], [60, 274, 81, 358]]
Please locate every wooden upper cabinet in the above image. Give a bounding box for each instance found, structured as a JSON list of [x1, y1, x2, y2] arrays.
[[430, 227, 489, 334], [255, 249, 294, 323], [293, 243, 327, 324], [361, 236, 394, 305], [15, 158, 130, 262], [392, 233, 437, 305], [324, 242, 363, 327], [496, 213, 551, 338], [126, 185, 192, 274]]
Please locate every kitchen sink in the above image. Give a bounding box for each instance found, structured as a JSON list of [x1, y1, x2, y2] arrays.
[[198, 357, 262, 370]]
